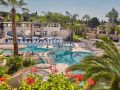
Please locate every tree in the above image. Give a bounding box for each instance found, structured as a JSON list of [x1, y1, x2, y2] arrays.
[[69, 36, 120, 89], [106, 8, 119, 36], [65, 11, 79, 49], [89, 17, 100, 28], [82, 14, 91, 24], [0, 0, 28, 55], [65, 11, 79, 23], [106, 8, 119, 23], [82, 14, 91, 38], [22, 11, 29, 22]]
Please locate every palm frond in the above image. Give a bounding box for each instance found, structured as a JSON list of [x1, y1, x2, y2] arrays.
[[17, 0, 27, 7], [22, 8, 29, 12], [0, 0, 8, 6]]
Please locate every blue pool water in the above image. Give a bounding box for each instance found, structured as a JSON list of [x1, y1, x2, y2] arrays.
[[50, 50, 92, 65], [3, 44, 51, 54], [2, 44, 93, 66]]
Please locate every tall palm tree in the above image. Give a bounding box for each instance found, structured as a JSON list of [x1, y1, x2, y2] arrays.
[[0, 0, 28, 55], [69, 37, 120, 89], [65, 11, 79, 50], [82, 14, 91, 38], [82, 14, 90, 23]]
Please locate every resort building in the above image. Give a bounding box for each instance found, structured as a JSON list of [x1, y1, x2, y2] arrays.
[[0, 22, 70, 39]]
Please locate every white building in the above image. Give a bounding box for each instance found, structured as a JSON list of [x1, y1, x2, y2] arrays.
[[1, 22, 70, 39]]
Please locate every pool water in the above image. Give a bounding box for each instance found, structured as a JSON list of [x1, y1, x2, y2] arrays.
[[50, 50, 92, 65], [2, 44, 93, 66], [3, 44, 51, 54]]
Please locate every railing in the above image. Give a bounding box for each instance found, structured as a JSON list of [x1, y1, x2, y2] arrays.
[[47, 53, 56, 65], [40, 52, 56, 65]]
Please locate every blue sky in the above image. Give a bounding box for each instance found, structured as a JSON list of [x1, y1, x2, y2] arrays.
[[0, 0, 119, 21]]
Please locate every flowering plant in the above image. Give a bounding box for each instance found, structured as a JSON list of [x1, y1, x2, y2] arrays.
[[0, 76, 12, 90], [19, 74, 81, 90]]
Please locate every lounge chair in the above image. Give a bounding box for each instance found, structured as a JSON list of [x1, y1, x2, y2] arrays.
[[36, 39, 39, 43], [32, 40, 36, 43], [25, 40, 27, 43]]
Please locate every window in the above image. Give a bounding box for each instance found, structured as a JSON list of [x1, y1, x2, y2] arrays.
[[51, 31, 58, 37], [43, 31, 47, 36]]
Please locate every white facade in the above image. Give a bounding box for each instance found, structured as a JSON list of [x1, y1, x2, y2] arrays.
[[2, 22, 70, 39]]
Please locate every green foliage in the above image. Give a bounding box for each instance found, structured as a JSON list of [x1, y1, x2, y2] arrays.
[[106, 8, 119, 23], [0, 83, 13, 90], [19, 74, 81, 90], [6, 56, 35, 74], [73, 34, 80, 42], [22, 57, 35, 67], [0, 66, 9, 77], [89, 17, 100, 28], [115, 27, 120, 35], [38, 16, 48, 22], [73, 24, 84, 36], [69, 36, 120, 89], [6, 56, 24, 74]]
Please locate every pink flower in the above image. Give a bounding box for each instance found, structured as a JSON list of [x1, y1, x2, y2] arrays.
[[87, 78, 95, 86]]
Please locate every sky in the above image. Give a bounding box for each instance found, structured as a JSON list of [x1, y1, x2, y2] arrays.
[[0, 0, 120, 21]]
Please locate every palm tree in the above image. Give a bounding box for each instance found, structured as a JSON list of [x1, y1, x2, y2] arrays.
[[69, 37, 120, 89], [82, 14, 90, 23], [0, 0, 28, 55], [65, 11, 79, 50], [82, 15, 91, 38]]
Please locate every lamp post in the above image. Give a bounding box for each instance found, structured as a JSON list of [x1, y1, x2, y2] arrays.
[[30, 20, 33, 43], [70, 23, 73, 51]]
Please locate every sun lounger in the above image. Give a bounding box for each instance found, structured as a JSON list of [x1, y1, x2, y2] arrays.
[[36, 39, 39, 43]]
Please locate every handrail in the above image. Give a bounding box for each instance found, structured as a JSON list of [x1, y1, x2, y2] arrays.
[[47, 53, 56, 65]]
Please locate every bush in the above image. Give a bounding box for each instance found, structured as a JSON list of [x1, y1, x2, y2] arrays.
[[6, 56, 35, 74], [0, 66, 9, 77], [19, 74, 81, 90], [73, 34, 81, 42], [22, 59, 35, 67], [6, 56, 23, 74]]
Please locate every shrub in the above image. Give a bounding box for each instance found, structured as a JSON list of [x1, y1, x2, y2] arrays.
[[6, 56, 35, 74], [19, 74, 81, 90], [6, 56, 23, 74], [22, 57, 35, 67]]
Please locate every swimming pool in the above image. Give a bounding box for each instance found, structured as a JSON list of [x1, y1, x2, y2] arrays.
[[50, 50, 92, 65], [2, 44, 93, 66], [3, 44, 52, 54]]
